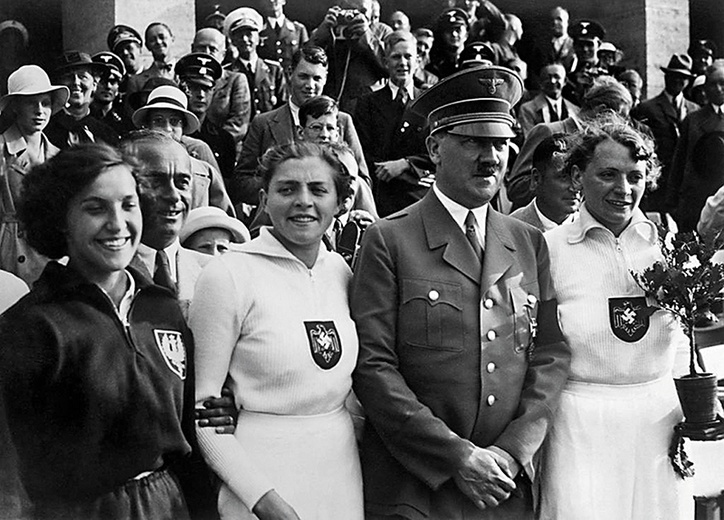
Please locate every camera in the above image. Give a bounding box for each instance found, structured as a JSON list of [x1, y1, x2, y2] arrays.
[[337, 220, 365, 269], [332, 8, 364, 39]]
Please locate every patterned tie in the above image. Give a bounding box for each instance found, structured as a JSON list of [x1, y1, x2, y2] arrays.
[[395, 88, 409, 107], [465, 211, 483, 262], [153, 249, 176, 293]]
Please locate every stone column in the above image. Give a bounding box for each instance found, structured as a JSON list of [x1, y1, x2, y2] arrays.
[[61, 0, 195, 62]]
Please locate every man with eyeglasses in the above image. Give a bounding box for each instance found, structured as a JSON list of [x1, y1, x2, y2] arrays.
[[234, 45, 370, 208], [45, 51, 120, 149]]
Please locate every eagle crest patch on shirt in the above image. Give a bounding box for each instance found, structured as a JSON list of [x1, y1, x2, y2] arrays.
[[153, 329, 187, 379], [608, 297, 652, 343], [304, 321, 342, 370]]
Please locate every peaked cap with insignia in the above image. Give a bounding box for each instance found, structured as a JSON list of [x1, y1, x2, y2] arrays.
[[409, 65, 523, 138], [175, 52, 222, 88], [107, 24, 142, 53], [92, 51, 126, 79], [569, 20, 605, 43]]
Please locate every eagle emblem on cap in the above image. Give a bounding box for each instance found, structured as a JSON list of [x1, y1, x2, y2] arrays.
[[98, 55, 112, 63], [479, 77, 505, 94], [197, 56, 211, 66]]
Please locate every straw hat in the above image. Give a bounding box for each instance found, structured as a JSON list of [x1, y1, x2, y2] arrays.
[[0, 65, 69, 114], [131, 85, 200, 134], [180, 206, 250, 244]]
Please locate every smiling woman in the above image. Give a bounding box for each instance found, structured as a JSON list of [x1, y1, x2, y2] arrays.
[[0, 143, 205, 519], [190, 141, 362, 520]]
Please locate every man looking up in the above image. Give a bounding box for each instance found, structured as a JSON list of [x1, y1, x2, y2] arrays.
[[351, 65, 570, 518], [191, 27, 251, 144], [510, 134, 580, 231]]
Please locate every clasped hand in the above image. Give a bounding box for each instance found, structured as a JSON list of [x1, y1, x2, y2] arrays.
[[453, 447, 518, 510]]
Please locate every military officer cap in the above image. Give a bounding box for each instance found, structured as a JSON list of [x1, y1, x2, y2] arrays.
[[107, 24, 142, 53], [459, 41, 496, 69], [569, 20, 605, 43], [436, 8, 469, 32], [224, 7, 263, 37], [204, 6, 227, 29], [409, 65, 523, 138], [175, 53, 222, 88], [92, 51, 126, 80]]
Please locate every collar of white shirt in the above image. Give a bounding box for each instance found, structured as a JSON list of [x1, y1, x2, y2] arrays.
[[288, 100, 301, 127], [389, 81, 415, 103], [138, 240, 180, 283], [533, 198, 575, 231], [712, 103, 724, 115], [240, 55, 258, 72], [267, 15, 287, 30], [433, 183, 488, 248]]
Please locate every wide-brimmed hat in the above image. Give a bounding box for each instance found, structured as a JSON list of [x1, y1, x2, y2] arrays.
[[661, 53, 695, 77], [132, 85, 200, 134], [0, 65, 69, 114], [52, 51, 110, 79], [180, 206, 250, 244]]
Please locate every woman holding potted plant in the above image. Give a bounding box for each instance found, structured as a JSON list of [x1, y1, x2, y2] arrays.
[[538, 114, 691, 519]]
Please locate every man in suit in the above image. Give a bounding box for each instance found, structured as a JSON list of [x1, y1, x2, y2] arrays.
[[351, 65, 571, 519], [125, 23, 178, 98], [257, 0, 309, 77], [223, 8, 288, 122], [630, 53, 698, 214], [509, 134, 580, 232], [192, 27, 251, 145], [517, 63, 578, 138], [354, 30, 434, 217], [235, 45, 370, 206], [667, 62, 724, 231]]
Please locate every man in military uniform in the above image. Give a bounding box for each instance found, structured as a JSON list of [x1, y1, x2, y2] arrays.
[[563, 20, 608, 105], [351, 65, 571, 519], [107, 24, 145, 80], [191, 27, 251, 145], [257, 0, 309, 78], [176, 52, 236, 181], [223, 7, 288, 122], [90, 51, 135, 137], [427, 8, 469, 79]]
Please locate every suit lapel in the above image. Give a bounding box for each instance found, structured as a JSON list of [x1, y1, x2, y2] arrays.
[[481, 210, 516, 295], [269, 106, 295, 145], [421, 192, 481, 284]]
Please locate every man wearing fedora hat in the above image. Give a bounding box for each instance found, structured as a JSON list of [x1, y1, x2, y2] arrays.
[[631, 53, 699, 214], [132, 84, 234, 216], [351, 66, 570, 519], [44, 51, 120, 150], [90, 51, 135, 137]]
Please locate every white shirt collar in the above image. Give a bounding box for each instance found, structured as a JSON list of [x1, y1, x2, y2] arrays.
[[533, 198, 575, 231], [137, 240, 180, 282], [433, 183, 488, 247], [389, 81, 415, 102], [712, 103, 724, 115], [288, 100, 300, 127], [268, 15, 286, 28]]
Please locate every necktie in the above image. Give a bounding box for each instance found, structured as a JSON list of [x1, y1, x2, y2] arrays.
[[549, 101, 560, 122], [154, 249, 176, 293], [465, 211, 483, 262], [395, 88, 409, 107]]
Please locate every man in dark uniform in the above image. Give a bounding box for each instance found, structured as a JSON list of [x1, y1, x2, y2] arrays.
[[45, 51, 120, 149], [427, 8, 469, 79], [107, 24, 145, 81], [176, 52, 236, 181], [257, 0, 309, 78], [351, 65, 571, 519], [90, 51, 135, 138], [563, 20, 608, 105], [223, 7, 287, 122]]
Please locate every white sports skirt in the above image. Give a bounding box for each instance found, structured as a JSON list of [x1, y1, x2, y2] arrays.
[[537, 376, 691, 520], [217, 405, 363, 520]]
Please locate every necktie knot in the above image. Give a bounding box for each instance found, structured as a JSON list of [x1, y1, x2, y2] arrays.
[[465, 211, 483, 262], [154, 249, 176, 293], [395, 88, 409, 107]]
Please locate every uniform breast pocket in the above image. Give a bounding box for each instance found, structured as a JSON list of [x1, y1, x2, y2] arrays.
[[510, 284, 539, 355], [400, 279, 463, 351]]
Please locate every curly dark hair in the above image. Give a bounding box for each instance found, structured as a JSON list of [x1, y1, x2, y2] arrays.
[[258, 141, 353, 204], [563, 112, 661, 190], [19, 143, 138, 259]]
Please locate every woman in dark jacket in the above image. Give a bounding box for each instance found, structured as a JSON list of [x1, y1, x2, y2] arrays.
[[0, 143, 198, 519]]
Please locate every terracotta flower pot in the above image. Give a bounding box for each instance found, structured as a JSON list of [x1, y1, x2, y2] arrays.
[[674, 372, 719, 425]]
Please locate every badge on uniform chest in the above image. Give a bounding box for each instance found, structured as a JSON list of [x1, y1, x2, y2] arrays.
[[608, 297, 655, 342], [153, 329, 187, 379], [304, 321, 342, 369]]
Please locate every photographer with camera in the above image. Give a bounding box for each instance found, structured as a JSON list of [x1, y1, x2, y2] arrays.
[[309, 0, 391, 113]]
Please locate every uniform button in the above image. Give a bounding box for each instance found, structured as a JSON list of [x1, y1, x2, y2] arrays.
[[527, 294, 537, 305], [483, 298, 494, 309], [486, 362, 496, 373], [486, 330, 496, 341], [487, 395, 496, 406], [428, 290, 439, 301], [17, 255, 25, 263]]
